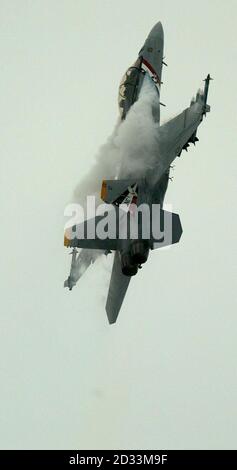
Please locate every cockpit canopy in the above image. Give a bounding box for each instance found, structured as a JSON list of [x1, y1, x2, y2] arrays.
[[118, 58, 142, 119]]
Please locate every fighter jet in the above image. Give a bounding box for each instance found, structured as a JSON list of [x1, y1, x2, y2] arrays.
[[64, 22, 211, 324]]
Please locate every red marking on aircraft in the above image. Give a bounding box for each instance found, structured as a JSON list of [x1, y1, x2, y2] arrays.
[[142, 59, 160, 84]]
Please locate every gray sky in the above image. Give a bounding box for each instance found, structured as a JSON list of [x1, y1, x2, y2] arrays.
[[0, 0, 236, 450]]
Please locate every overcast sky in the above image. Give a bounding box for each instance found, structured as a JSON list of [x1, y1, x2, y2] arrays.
[[0, 0, 236, 450]]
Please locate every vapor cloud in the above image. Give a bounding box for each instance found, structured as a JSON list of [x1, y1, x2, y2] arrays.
[[73, 75, 160, 206], [69, 75, 160, 284]]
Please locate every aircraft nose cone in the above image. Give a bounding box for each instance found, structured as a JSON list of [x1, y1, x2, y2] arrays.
[[149, 21, 164, 41], [138, 21, 164, 80]]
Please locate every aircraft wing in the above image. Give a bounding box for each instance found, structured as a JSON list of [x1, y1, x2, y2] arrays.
[[64, 215, 119, 251], [64, 248, 103, 290], [152, 76, 212, 184], [106, 251, 131, 324]]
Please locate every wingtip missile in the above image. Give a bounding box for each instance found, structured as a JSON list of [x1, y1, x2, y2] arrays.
[[64, 247, 79, 291], [64, 277, 76, 290], [203, 73, 213, 115], [203, 74, 213, 82], [70, 247, 78, 256]]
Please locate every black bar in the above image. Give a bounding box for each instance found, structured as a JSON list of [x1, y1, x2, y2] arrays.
[[0, 450, 236, 467]]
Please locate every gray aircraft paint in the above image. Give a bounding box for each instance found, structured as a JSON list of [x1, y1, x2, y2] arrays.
[[64, 22, 211, 324]]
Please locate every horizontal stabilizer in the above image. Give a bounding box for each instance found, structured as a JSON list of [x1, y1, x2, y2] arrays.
[[65, 208, 182, 251], [152, 210, 183, 249], [64, 215, 119, 251]]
